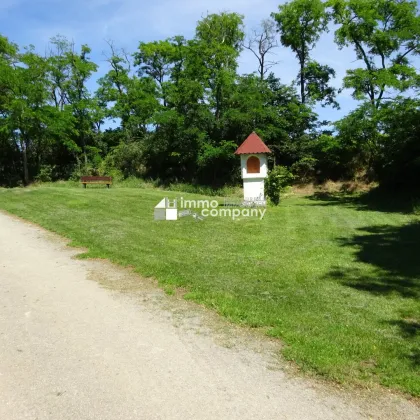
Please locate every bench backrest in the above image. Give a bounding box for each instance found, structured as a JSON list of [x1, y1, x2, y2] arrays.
[[80, 176, 112, 182]]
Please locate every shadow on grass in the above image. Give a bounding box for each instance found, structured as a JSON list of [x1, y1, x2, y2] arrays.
[[387, 319, 420, 368], [307, 188, 418, 214], [409, 350, 420, 368], [330, 222, 420, 299], [330, 222, 420, 371], [388, 318, 420, 339]]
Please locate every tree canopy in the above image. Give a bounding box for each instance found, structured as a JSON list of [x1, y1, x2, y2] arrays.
[[1, 2, 419, 191]]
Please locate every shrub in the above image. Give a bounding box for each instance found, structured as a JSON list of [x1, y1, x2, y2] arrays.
[[265, 166, 294, 205], [35, 165, 54, 182], [99, 167, 124, 182], [290, 157, 317, 183], [70, 163, 98, 181], [101, 142, 145, 179]]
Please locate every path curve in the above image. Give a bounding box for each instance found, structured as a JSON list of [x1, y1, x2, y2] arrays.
[[0, 211, 418, 420]]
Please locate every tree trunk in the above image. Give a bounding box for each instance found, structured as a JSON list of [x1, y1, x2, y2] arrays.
[[22, 140, 29, 185], [260, 56, 264, 81], [300, 62, 305, 104]]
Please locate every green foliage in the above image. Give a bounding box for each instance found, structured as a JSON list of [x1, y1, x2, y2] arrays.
[[70, 162, 98, 180], [334, 103, 381, 178], [329, 0, 420, 107], [311, 134, 343, 181], [35, 165, 55, 183], [265, 165, 294, 205], [1, 3, 420, 191], [272, 0, 337, 106], [272, 0, 328, 55], [195, 12, 245, 50], [197, 140, 238, 185], [290, 157, 318, 183], [134, 39, 177, 84], [374, 98, 420, 190], [304, 61, 339, 108], [100, 141, 145, 179]]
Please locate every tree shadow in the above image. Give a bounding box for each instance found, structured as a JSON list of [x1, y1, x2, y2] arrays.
[[307, 188, 418, 214], [387, 318, 420, 368], [329, 222, 420, 299], [329, 223, 420, 371], [328, 221, 420, 373], [409, 350, 420, 368], [388, 319, 420, 339]]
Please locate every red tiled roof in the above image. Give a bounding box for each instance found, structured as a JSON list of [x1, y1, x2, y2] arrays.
[[235, 132, 271, 155]]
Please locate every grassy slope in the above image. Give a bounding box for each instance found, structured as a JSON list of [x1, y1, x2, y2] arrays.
[[0, 185, 419, 395]]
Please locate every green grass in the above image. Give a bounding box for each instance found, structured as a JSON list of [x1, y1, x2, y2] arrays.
[[37, 178, 242, 196], [0, 185, 419, 396]]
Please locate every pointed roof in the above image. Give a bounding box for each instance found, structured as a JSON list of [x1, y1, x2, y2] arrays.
[[235, 132, 271, 155]]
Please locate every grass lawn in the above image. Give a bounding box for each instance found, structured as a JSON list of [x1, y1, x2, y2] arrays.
[[0, 185, 419, 396]]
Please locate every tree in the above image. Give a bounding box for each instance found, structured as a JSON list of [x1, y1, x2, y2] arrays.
[[46, 37, 82, 164], [6, 47, 50, 184], [221, 72, 317, 170], [272, 0, 337, 106], [47, 36, 73, 111], [134, 39, 175, 86], [334, 97, 420, 186], [97, 41, 159, 137], [97, 41, 132, 125], [375, 98, 420, 190], [329, 0, 420, 108], [0, 36, 21, 185], [133, 39, 182, 107], [263, 73, 318, 166], [66, 43, 100, 165], [1, 4, 419, 189], [334, 103, 382, 178], [0, 35, 18, 114], [244, 19, 279, 80], [304, 61, 339, 108], [194, 12, 245, 123]]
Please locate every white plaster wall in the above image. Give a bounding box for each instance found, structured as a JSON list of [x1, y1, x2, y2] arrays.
[[243, 178, 265, 200], [240, 154, 268, 179]]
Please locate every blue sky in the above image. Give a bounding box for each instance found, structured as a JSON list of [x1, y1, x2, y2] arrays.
[[1, 0, 418, 123]]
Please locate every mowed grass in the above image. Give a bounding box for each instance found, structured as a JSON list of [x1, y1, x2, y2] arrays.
[[0, 185, 419, 396]]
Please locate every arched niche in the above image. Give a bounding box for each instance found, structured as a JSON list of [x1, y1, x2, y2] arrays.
[[247, 156, 260, 174]]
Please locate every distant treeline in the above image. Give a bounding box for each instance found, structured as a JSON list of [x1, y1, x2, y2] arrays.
[[1, 0, 419, 190]]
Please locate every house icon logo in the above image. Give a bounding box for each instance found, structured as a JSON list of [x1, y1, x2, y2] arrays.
[[154, 198, 178, 221], [154, 197, 206, 221]]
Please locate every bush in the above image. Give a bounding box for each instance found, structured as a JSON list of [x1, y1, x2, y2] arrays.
[[98, 166, 124, 182], [70, 163, 98, 181], [290, 157, 317, 183], [265, 166, 294, 205], [35, 165, 54, 182], [101, 142, 145, 179]]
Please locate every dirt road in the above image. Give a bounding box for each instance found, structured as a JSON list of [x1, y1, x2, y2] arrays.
[[0, 211, 418, 420]]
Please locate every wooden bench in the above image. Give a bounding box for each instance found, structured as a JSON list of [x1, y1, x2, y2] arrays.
[[80, 176, 112, 188]]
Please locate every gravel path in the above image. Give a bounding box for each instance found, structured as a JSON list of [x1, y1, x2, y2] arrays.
[[0, 211, 418, 420]]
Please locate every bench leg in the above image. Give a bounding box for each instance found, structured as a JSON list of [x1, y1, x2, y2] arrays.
[[83, 183, 87, 189], [107, 184, 110, 189]]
